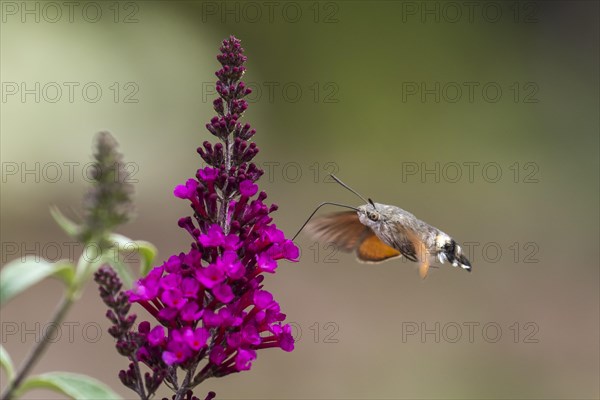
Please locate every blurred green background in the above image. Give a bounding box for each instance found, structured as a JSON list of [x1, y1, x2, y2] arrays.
[[1, 1, 598, 399]]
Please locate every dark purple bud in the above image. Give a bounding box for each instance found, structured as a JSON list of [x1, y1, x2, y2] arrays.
[[207, 192, 218, 217], [178, 217, 192, 228], [204, 392, 217, 400], [118, 370, 130, 387], [206, 123, 217, 137], [213, 98, 224, 115], [106, 310, 118, 324]]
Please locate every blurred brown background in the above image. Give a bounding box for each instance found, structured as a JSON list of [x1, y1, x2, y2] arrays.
[[1, 1, 598, 399]]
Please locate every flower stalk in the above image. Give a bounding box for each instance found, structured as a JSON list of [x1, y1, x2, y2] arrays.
[[1, 295, 73, 400], [1, 131, 135, 400]]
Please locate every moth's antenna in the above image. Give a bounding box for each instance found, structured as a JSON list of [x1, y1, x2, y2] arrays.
[[330, 174, 376, 209], [292, 201, 359, 241]]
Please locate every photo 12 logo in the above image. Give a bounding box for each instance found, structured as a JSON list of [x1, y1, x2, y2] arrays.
[[1, 1, 140, 23], [400, 161, 540, 184], [258, 161, 340, 183], [201, 81, 340, 104], [401, 81, 540, 104], [1, 321, 103, 344], [1, 161, 139, 184], [197, 160, 341, 184], [200, 1, 340, 24], [1, 82, 139, 104], [288, 321, 340, 344], [301, 240, 540, 266], [1, 240, 144, 264], [401, 321, 540, 344], [400, 2, 539, 24]]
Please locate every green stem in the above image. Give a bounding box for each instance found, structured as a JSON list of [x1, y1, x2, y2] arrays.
[[1, 294, 74, 400]]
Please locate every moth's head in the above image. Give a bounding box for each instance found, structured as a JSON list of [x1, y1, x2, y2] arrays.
[[357, 202, 382, 228]]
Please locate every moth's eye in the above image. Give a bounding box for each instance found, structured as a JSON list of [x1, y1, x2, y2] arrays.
[[367, 211, 379, 221]]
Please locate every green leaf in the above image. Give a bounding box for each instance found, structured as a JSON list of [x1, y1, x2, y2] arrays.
[[0, 344, 15, 383], [108, 233, 135, 252], [109, 234, 157, 279], [0, 258, 75, 306], [135, 240, 158, 277], [16, 372, 122, 400], [49, 206, 80, 238]]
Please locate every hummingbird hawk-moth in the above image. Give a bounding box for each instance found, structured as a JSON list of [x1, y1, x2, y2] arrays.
[[294, 175, 472, 279]]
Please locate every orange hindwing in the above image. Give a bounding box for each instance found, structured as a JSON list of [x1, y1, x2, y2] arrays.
[[357, 234, 402, 263]]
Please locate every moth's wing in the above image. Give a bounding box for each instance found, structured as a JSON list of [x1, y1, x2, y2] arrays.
[[386, 223, 420, 263], [356, 233, 402, 263], [306, 211, 402, 264], [418, 259, 431, 279], [356, 224, 431, 276], [305, 211, 370, 252], [389, 223, 431, 278]]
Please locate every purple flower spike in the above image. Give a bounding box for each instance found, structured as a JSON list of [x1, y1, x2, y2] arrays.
[[120, 36, 297, 398]]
